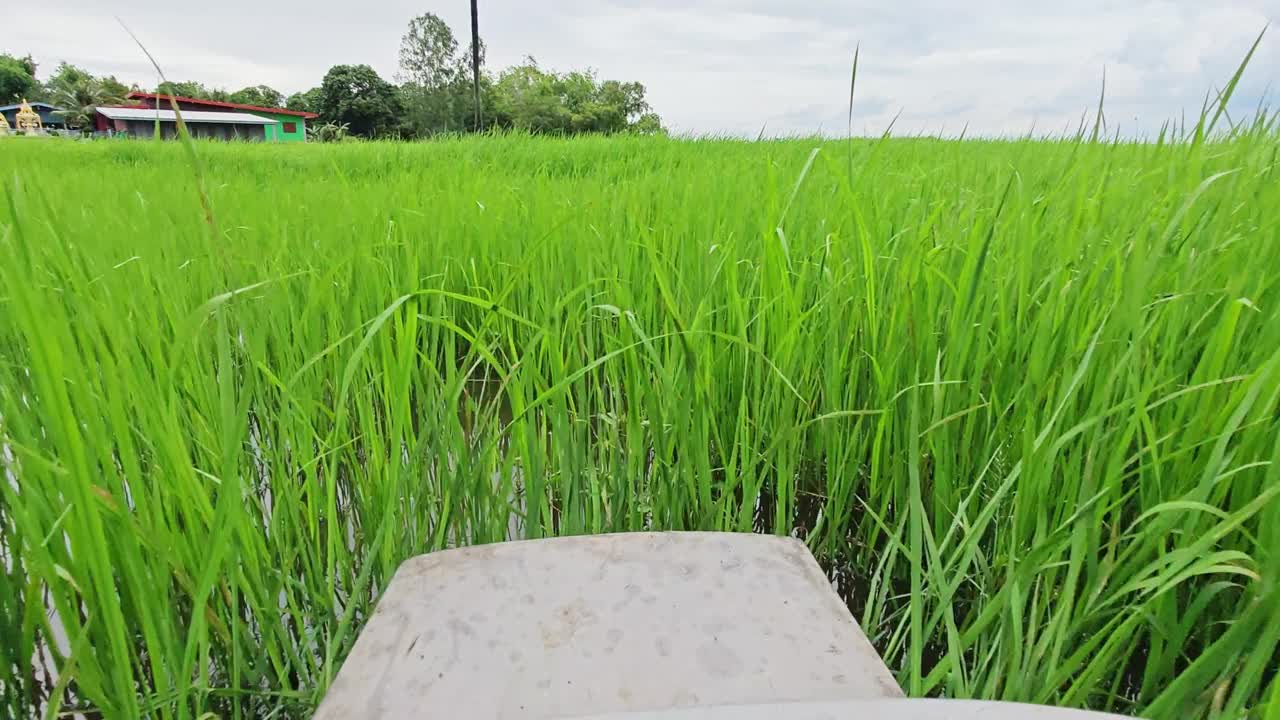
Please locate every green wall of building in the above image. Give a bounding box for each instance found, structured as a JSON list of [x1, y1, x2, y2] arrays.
[[259, 111, 309, 143]]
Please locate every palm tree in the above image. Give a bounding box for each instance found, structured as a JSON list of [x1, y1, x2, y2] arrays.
[[48, 71, 126, 132]]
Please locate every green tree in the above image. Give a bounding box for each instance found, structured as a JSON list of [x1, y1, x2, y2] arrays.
[[229, 85, 285, 108], [491, 60, 570, 133], [156, 81, 230, 102], [400, 73, 494, 137], [0, 54, 38, 104], [599, 80, 649, 128], [450, 72, 495, 132], [399, 13, 460, 90], [43, 62, 93, 93], [396, 13, 492, 136], [316, 64, 402, 137], [156, 80, 200, 98], [286, 88, 322, 113], [630, 112, 666, 135], [98, 75, 135, 100], [10, 54, 36, 77], [46, 62, 127, 130], [490, 60, 659, 135]]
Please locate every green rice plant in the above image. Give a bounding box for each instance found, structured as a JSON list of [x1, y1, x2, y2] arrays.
[[0, 112, 1277, 717]]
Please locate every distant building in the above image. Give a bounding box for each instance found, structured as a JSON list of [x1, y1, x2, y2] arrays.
[[94, 106, 284, 140], [124, 92, 318, 142], [0, 101, 69, 131]]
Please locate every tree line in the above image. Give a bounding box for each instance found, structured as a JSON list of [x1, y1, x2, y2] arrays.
[[286, 13, 663, 138], [2, 13, 662, 139]]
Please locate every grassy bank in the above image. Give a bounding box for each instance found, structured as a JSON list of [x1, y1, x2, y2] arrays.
[[1, 130, 1278, 718]]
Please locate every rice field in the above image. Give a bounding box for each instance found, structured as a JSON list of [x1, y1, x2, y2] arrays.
[[1, 120, 1278, 719]]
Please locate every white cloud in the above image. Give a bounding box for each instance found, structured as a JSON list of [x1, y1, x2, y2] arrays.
[[2, 0, 1277, 136]]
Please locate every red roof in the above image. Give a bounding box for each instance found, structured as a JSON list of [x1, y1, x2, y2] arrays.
[[128, 92, 318, 119]]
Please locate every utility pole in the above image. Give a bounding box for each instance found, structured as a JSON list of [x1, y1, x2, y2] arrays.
[[470, 0, 482, 130]]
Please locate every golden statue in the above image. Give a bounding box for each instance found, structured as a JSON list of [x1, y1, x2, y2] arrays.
[[15, 99, 43, 135], [0, 111, 10, 136]]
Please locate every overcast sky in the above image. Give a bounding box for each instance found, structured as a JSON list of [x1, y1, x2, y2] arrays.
[[4, 0, 1278, 137]]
